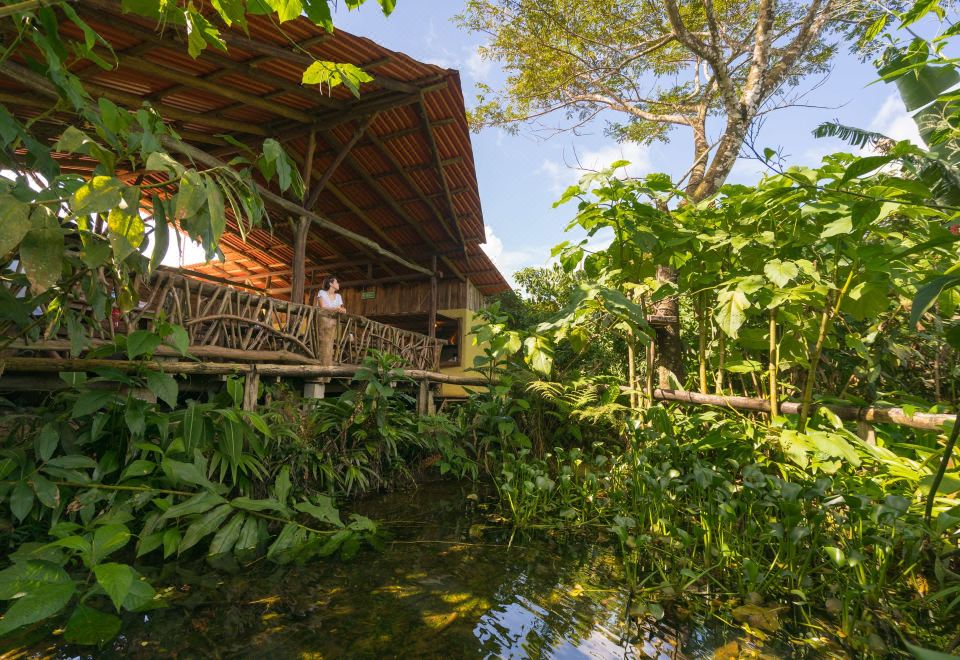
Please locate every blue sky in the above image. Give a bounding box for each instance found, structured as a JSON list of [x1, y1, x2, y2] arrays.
[[333, 2, 921, 284]]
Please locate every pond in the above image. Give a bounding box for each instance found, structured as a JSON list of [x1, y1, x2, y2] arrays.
[[9, 482, 774, 659]]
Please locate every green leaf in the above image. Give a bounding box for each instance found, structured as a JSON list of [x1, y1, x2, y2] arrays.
[[911, 275, 960, 326], [208, 512, 245, 556], [230, 497, 288, 514], [820, 216, 853, 239], [182, 406, 204, 452], [149, 196, 169, 273], [126, 330, 162, 359], [823, 546, 845, 567], [179, 503, 233, 554], [715, 290, 750, 339], [274, 467, 292, 506], [0, 195, 32, 256], [904, 642, 960, 660], [295, 496, 343, 528], [72, 390, 114, 418], [763, 259, 799, 288], [106, 205, 145, 261], [71, 176, 123, 215], [840, 155, 894, 183], [161, 458, 213, 489], [185, 8, 224, 58], [119, 459, 155, 482], [122, 577, 157, 611], [31, 474, 60, 509], [0, 560, 71, 599], [0, 582, 75, 636], [21, 222, 63, 295], [93, 563, 134, 612], [302, 61, 373, 97], [10, 482, 35, 521], [34, 424, 59, 462], [64, 604, 122, 645], [90, 524, 131, 564], [164, 325, 189, 356], [145, 371, 178, 408], [159, 491, 226, 521], [162, 529, 180, 559]]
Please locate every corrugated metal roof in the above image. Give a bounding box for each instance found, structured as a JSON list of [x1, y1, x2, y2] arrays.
[[0, 0, 509, 296]]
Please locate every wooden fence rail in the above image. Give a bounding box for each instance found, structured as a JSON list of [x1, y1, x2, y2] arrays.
[[4, 268, 444, 372]]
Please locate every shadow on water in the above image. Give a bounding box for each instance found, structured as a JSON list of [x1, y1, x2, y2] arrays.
[[9, 482, 771, 659]]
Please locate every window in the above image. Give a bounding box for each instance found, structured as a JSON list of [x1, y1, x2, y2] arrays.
[[437, 316, 461, 367]]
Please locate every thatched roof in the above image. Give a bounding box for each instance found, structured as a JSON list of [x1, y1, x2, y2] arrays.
[[0, 0, 510, 297]]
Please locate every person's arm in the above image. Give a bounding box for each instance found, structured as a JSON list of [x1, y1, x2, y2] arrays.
[[336, 294, 345, 313]]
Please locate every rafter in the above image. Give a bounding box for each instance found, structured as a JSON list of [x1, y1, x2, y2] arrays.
[[416, 96, 465, 247]]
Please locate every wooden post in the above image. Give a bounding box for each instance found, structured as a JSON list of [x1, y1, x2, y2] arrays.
[[857, 419, 876, 446], [428, 255, 437, 339], [303, 380, 326, 399], [292, 129, 317, 306], [417, 379, 435, 415], [243, 371, 260, 410], [291, 217, 309, 304]]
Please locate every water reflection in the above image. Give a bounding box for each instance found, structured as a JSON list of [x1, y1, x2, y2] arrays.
[[7, 481, 757, 659]]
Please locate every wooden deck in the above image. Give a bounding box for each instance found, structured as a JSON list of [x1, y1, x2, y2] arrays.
[[6, 268, 445, 373]]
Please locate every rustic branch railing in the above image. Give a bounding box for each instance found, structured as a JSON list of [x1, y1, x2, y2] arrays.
[[6, 268, 443, 372]]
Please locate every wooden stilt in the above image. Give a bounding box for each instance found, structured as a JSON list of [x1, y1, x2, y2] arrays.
[[243, 371, 260, 410]]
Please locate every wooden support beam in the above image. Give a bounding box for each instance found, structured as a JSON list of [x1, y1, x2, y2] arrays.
[[78, 1, 342, 109], [365, 129, 457, 244], [0, 356, 491, 386], [429, 255, 438, 339], [118, 55, 314, 123], [214, 31, 420, 95], [373, 118, 456, 143], [315, 129, 465, 280], [305, 114, 376, 210], [651, 389, 955, 433], [416, 97, 465, 247]]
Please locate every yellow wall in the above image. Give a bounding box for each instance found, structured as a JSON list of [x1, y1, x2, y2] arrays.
[[438, 307, 486, 398]]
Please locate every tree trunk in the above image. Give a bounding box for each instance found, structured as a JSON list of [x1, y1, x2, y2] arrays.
[[654, 264, 684, 388]]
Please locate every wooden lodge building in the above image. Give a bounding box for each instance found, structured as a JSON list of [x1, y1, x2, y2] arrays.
[[0, 2, 510, 405]]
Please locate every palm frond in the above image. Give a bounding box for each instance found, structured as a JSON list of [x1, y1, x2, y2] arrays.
[[812, 121, 892, 150]]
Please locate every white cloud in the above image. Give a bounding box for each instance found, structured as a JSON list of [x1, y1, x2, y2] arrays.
[[539, 142, 652, 193], [481, 224, 548, 281], [870, 94, 924, 146], [465, 45, 492, 82]]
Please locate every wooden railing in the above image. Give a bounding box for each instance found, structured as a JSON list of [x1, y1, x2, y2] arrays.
[[6, 269, 443, 372]]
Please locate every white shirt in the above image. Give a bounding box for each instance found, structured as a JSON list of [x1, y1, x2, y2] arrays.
[[318, 290, 343, 310]]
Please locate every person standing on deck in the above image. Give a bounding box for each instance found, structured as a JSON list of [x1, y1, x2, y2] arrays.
[[317, 275, 346, 313]]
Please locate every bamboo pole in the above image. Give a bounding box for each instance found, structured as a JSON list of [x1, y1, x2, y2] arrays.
[[650, 388, 954, 433], [769, 308, 778, 416], [0, 356, 491, 386], [697, 292, 708, 395]]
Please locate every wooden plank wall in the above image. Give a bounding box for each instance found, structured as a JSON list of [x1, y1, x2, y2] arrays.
[[341, 279, 485, 316]]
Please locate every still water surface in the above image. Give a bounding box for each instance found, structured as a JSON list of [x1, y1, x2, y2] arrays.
[[13, 482, 761, 659]]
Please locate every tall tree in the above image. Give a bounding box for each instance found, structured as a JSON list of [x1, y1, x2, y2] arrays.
[[458, 0, 885, 384]]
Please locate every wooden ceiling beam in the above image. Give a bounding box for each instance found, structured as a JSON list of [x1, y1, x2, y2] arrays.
[[333, 157, 464, 187], [366, 129, 457, 245], [215, 31, 420, 96], [305, 114, 376, 210], [115, 55, 313, 124], [317, 130, 465, 280], [371, 117, 456, 143], [77, 1, 343, 109], [417, 96, 465, 247]]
